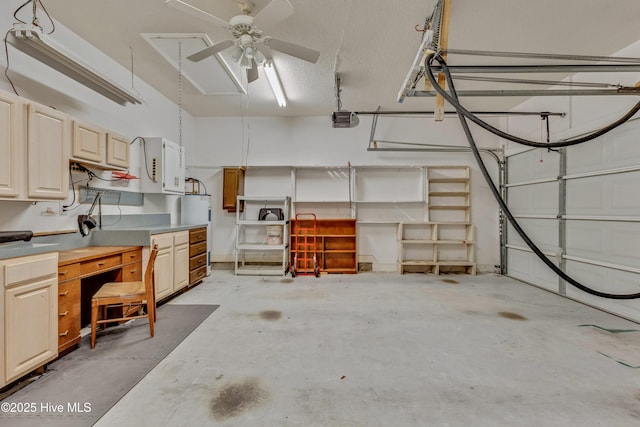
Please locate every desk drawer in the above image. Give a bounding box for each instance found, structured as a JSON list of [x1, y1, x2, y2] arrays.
[[122, 249, 142, 264], [189, 265, 207, 284], [189, 253, 207, 270], [58, 317, 81, 348], [58, 280, 80, 308], [58, 263, 81, 282], [189, 241, 207, 257], [122, 262, 143, 281], [189, 227, 207, 243], [58, 279, 81, 348], [80, 254, 121, 276]]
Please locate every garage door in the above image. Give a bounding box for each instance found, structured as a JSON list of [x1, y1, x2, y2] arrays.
[[505, 119, 640, 322]]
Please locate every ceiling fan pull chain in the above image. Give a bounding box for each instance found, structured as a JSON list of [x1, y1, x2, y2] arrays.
[[178, 40, 184, 167]]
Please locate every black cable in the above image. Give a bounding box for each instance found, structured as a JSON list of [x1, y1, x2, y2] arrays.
[[425, 54, 640, 149], [426, 52, 640, 300], [12, 0, 33, 24], [36, 0, 55, 34], [131, 136, 154, 181], [3, 29, 19, 96], [62, 165, 75, 210]]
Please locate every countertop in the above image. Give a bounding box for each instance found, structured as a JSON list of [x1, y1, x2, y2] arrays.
[[90, 224, 207, 247], [0, 224, 207, 260]]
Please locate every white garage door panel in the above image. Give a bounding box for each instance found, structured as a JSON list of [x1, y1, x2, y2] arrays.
[[508, 183, 558, 215], [566, 220, 640, 268], [507, 248, 558, 292], [565, 261, 640, 321], [507, 220, 558, 253], [566, 120, 640, 175], [566, 171, 640, 216], [508, 149, 560, 183]]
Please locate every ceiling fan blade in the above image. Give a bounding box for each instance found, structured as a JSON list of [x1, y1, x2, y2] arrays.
[[247, 60, 259, 83], [253, 0, 294, 28], [165, 0, 229, 28], [187, 39, 235, 62], [263, 37, 320, 63]]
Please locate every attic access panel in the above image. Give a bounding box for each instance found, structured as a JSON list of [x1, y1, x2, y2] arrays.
[[142, 33, 246, 95]]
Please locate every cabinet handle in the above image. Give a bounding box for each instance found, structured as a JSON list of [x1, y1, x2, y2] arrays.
[[97, 261, 106, 266], [198, 259, 204, 265], [59, 270, 68, 276], [129, 254, 136, 259], [59, 310, 69, 317], [130, 269, 137, 274], [59, 290, 70, 296], [59, 330, 69, 337]]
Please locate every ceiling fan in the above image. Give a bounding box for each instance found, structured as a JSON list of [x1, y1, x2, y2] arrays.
[[165, 0, 320, 83]]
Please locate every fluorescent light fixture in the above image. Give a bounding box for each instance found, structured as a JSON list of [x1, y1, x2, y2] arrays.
[[8, 24, 143, 105], [263, 59, 286, 107]]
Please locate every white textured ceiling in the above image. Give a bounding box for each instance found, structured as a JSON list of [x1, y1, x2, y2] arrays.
[[38, 0, 640, 117]]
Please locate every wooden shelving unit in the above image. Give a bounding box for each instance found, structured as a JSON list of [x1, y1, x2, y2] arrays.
[[290, 218, 357, 274], [398, 166, 476, 275]]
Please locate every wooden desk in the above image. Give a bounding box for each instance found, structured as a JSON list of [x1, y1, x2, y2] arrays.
[[57, 246, 143, 353]]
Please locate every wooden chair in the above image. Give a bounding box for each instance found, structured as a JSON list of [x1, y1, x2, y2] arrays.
[[90, 245, 158, 349]]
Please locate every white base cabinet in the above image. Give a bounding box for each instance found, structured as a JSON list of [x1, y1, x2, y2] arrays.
[[1, 252, 58, 387], [151, 231, 189, 301]]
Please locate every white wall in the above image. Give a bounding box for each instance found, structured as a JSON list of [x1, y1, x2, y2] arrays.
[[186, 114, 512, 271], [0, 0, 193, 233]]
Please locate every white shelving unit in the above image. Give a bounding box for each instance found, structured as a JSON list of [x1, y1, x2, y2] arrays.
[[235, 196, 291, 276], [398, 166, 476, 275]]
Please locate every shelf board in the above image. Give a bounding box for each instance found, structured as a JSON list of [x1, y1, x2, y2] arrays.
[[437, 260, 476, 266], [237, 244, 288, 250], [400, 240, 474, 245], [401, 260, 437, 266], [429, 191, 469, 197], [353, 200, 424, 204], [428, 178, 469, 183], [357, 220, 406, 225], [428, 205, 470, 210], [322, 267, 358, 273], [237, 220, 288, 225], [323, 249, 356, 253], [400, 221, 471, 226], [294, 200, 351, 203], [237, 196, 291, 202]]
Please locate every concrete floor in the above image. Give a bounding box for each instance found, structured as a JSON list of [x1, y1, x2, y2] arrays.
[[94, 271, 640, 427]]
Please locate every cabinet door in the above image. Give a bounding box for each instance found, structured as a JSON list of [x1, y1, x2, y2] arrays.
[[162, 140, 184, 194], [72, 120, 104, 163], [0, 92, 24, 198], [174, 242, 190, 291], [27, 103, 70, 199], [152, 234, 174, 301], [5, 277, 58, 383], [106, 133, 130, 168], [223, 168, 245, 212]]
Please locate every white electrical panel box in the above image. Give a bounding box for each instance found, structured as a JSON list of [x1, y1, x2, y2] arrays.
[[139, 137, 185, 194]]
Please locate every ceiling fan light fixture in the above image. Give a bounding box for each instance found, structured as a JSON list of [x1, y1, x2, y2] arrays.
[[240, 53, 251, 69], [229, 45, 244, 62], [264, 59, 286, 107], [253, 49, 266, 65]]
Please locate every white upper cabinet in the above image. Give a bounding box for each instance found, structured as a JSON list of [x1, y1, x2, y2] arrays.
[[106, 132, 130, 169], [72, 120, 105, 163], [0, 92, 25, 198], [27, 102, 70, 200]]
